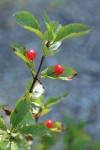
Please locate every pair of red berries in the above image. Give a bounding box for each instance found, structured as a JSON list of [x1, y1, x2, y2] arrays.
[[26, 50, 64, 75]]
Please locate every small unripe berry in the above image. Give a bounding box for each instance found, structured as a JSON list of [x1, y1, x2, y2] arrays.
[[45, 120, 54, 128], [54, 64, 64, 75], [26, 50, 37, 60]]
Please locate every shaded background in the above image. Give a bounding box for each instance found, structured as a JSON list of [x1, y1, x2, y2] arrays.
[[0, 0, 100, 148]]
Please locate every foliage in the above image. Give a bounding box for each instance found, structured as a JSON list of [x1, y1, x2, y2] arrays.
[[34, 116, 100, 150], [0, 11, 92, 149]]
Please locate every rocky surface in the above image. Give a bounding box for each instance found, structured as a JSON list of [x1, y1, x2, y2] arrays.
[[0, 0, 100, 147]]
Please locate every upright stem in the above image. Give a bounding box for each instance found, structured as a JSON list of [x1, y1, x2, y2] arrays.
[[29, 55, 45, 93]]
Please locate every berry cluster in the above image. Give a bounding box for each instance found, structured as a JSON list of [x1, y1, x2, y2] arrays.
[[26, 50, 64, 75], [29, 50, 64, 128]]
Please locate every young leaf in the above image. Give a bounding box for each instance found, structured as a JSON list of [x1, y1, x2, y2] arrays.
[[55, 23, 93, 42], [50, 121, 65, 132], [20, 124, 52, 137], [0, 117, 7, 132], [43, 30, 54, 43], [45, 92, 68, 108], [43, 11, 51, 29], [42, 40, 61, 56], [38, 106, 51, 117], [14, 11, 43, 39], [35, 95, 44, 105], [40, 65, 77, 81], [44, 11, 51, 23], [10, 95, 31, 132], [50, 21, 62, 34], [43, 12, 62, 41], [30, 102, 41, 114], [12, 43, 35, 75], [43, 12, 54, 42]]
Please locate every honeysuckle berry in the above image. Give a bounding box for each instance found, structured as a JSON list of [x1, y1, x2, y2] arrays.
[[45, 120, 54, 128], [54, 64, 64, 75], [26, 50, 37, 60]]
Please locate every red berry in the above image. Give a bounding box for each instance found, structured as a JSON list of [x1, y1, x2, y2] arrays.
[[54, 64, 64, 75], [26, 50, 37, 60], [45, 120, 54, 128]]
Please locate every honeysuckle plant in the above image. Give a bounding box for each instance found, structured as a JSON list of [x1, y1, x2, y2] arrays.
[[0, 11, 93, 150]]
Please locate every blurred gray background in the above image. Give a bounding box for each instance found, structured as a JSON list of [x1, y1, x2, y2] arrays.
[[0, 0, 100, 145]]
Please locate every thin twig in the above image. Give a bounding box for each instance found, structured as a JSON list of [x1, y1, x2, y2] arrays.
[[29, 55, 45, 93]]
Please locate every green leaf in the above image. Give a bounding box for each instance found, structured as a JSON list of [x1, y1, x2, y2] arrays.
[[76, 120, 87, 129], [63, 115, 74, 129], [10, 95, 31, 132], [94, 141, 100, 150], [0, 117, 7, 132], [20, 124, 52, 137], [40, 65, 77, 80], [0, 134, 28, 150], [0, 133, 10, 150], [42, 41, 51, 56], [13, 135, 28, 150], [14, 11, 43, 39], [12, 43, 35, 75], [0, 135, 28, 150], [45, 92, 68, 108], [16, 112, 36, 131], [71, 137, 91, 150], [34, 134, 57, 150], [55, 23, 93, 42], [25, 78, 33, 94], [9, 142, 17, 150]]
